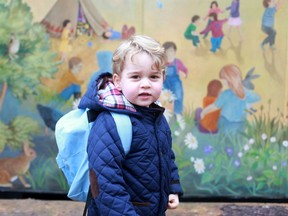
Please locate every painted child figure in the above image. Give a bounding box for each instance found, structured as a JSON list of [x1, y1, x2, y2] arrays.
[[200, 13, 228, 53], [56, 56, 84, 101], [261, 0, 283, 49], [102, 24, 136, 40], [226, 0, 243, 41], [197, 79, 222, 134], [78, 35, 183, 215], [162, 42, 188, 124], [184, 15, 201, 47], [203, 1, 224, 39], [201, 64, 260, 134], [59, 19, 73, 62]]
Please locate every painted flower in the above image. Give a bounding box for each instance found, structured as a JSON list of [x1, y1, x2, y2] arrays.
[[261, 133, 267, 140], [176, 114, 186, 131], [282, 140, 288, 148], [246, 176, 253, 181], [184, 133, 198, 150], [244, 144, 250, 151], [234, 160, 241, 167], [190, 157, 195, 162], [248, 138, 255, 145], [194, 158, 205, 174], [282, 161, 287, 167], [270, 137, 276, 143], [272, 165, 277, 171], [204, 145, 213, 154], [160, 89, 176, 102], [168, 93, 177, 103], [238, 152, 243, 158], [174, 130, 180, 136], [225, 147, 233, 157]]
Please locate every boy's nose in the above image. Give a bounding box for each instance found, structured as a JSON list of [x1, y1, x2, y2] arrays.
[[140, 78, 151, 88]]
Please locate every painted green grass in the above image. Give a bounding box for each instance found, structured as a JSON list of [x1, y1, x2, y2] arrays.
[[172, 103, 288, 198]]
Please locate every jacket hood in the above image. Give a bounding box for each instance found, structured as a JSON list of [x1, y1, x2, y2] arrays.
[[79, 72, 138, 115]]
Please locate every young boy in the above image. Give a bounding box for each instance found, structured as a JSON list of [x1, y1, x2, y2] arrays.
[[79, 35, 183, 215], [184, 15, 201, 47]]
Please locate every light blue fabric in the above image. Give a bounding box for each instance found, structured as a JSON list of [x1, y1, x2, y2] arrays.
[[215, 89, 260, 122], [55, 109, 132, 201], [262, 7, 276, 28], [110, 112, 132, 155]]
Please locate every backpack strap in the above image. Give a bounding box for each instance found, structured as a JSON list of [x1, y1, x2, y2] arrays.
[[110, 112, 132, 155], [88, 110, 132, 154]]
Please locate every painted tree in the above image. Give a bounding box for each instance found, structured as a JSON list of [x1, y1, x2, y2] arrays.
[[0, 0, 59, 111], [0, 0, 59, 151], [0, 116, 39, 152]]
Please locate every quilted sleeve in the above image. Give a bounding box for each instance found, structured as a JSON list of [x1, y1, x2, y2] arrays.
[[87, 112, 139, 216], [169, 149, 183, 195]]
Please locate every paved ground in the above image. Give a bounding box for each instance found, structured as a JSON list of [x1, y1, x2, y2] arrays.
[[1, 199, 288, 216]]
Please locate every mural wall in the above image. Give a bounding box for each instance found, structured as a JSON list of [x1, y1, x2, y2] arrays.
[[0, 0, 287, 199]]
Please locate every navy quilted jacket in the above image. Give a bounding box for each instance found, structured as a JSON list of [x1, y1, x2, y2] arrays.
[[79, 73, 183, 216]]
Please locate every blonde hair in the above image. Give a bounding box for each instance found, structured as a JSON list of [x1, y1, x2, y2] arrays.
[[219, 64, 245, 99], [112, 35, 166, 76]]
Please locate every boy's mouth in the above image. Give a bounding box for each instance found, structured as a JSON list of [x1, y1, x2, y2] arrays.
[[139, 92, 151, 96]]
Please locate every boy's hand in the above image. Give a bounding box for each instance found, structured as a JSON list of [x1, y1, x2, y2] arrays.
[[167, 194, 179, 209]]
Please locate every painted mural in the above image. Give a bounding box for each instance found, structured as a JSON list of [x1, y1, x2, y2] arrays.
[[0, 0, 288, 199]]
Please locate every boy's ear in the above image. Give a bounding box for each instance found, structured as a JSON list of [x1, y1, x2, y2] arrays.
[[113, 73, 122, 90]]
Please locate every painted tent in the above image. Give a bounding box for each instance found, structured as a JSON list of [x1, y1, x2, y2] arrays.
[[41, 0, 109, 37], [0, 0, 288, 200]]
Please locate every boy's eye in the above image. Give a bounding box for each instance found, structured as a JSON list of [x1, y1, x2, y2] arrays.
[[151, 75, 161, 79], [130, 75, 140, 79]]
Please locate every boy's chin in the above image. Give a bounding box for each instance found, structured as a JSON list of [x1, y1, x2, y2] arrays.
[[133, 101, 153, 107]]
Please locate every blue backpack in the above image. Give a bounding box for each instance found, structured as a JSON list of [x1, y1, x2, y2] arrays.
[[55, 108, 132, 202]]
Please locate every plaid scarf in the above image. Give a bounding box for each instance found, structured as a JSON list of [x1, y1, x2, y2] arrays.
[[98, 81, 137, 112]]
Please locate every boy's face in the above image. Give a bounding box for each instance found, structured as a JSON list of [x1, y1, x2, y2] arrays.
[[71, 62, 83, 74], [165, 47, 176, 63], [113, 52, 164, 107]]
